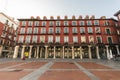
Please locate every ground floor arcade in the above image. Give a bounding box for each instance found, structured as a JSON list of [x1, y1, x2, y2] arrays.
[[13, 44, 120, 60]]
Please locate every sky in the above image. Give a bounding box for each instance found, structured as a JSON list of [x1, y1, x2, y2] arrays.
[[0, 0, 119, 20]]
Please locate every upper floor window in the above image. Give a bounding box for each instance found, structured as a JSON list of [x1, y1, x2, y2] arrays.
[[28, 21, 33, 26], [79, 21, 85, 26], [64, 36, 69, 43], [18, 36, 24, 43], [33, 28, 38, 34], [55, 36, 60, 43], [72, 21, 77, 26], [48, 36, 53, 43], [21, 21, 26, 26], [72, 27, 77, 33], [25, 36, 31, 43], [41, 28, 46, 34], [34, 21, 39, 26], [40, 36, 45, 43], [27, 28, 32, 34], [56, 27, 60, 33], [95, 27, 101, 34], [106, 28, 111, 34], [87, 21, 92, 26], [107, 36, 112, 44], [81, 36, 86, 43], [42, 21, 46, 26], [88, 27, 93, 33], [64, 27, 69, 33], [64, 21, 69, 26], [32, 36, 37, 43], [80, 27, 85, 33], [89, 36, 94, 43], [73, 36, 78, 43], [49, 21, 54, 26], [96, 36, 102, 43], [20, 28, 25, 34], [56, 21, 61, 26], [94, 20, 99, 26], [49, 28, 53, 34], [104, 21, 109, 26]]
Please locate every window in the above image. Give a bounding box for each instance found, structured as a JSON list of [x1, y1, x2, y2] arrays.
[[32, 36, 37, 43], [20, 28, 25, 34], [49, 21, 54, 26], [107, 36, 112, 44], [95, 27, 101, 33], [94, 20, 99, 26], [18, 36, 24, 43], [49, 28, 53, 34], [81, 36, 86, 43], [64, 27, 69, 33], [88, 27, 93, 33], [72, 21, 77, 26], [55, 36, 60, 43], [87, 21, 92, 26], [27, 28, 32, 34], [79, 21, 85, 26], [117, 30, 120, 35], [33, 28, 38, 34], [41, 28, 46, 34], [28, 21, 33, 26], [21, 21, 26, 26], [115, 22, 118, 27], [73, 36, 78, 43], [89, 36, 94, 43], [40, 36, 45, 43], [34, 21, 39, 26], [48, 36, 53, 43], [64, 36, 69, 43], [56, 27, 60, 33], [64, 21, 69, 26], [72, 27, 77, 33], [96, 36, 102, 43], [42, 21, 46, 26], [56, 21, 61, 26], [80, 27, 85, 33], [106, 28, 111, 34], [104, 21, 109, 26], [25, 36, 31, 43]]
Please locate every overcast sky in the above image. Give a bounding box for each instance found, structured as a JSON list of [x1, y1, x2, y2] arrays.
[[0, 0, 119, 19]]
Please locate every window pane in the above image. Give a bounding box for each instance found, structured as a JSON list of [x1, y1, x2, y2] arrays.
[[80, 21, 84, 26], [27, 28, 32, 34], [87, 21, 92, 26], [108, 37, 112, 44], [40, 36, 45, 43], [49, 21, 54, 26], [64, 21, 68, 26], [56, 21, 61, 26], [32, 36, 37, 43], [20, 28, 25, 34], [28, 21, 33, 26], [41, 28, 46, 34], [72, 27, 77, 33], [95, 27, 101, 33], [48, 36, 53, 43], [96, 36, 102, 43], [80, 27, 85, 33], [73, 36, 78, 42], [64, 36, 68, 42], [106, 29, 111, 34], [88, 27, 93, 33], [72, 21, 77, 26], [56, 36, 60, 42], [42, 21, 46, 26], [33, 28, 38, 34], [94, 20, 99, 26], [56, 28, 60, 33], [64, 27, 69, 33], [89, 36, 94, 43], [22, 21, 26, 26], [34, 21, 39, 26]]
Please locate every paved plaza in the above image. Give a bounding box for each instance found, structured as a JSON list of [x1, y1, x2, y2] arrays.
[[0, 58, 119, 80]]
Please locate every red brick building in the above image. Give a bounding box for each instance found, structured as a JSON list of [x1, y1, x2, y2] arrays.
[[13, 15, 120, 60], [0, 12, 18, 57]]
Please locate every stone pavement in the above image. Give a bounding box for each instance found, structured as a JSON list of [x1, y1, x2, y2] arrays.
[[0, 58, 119, 80]]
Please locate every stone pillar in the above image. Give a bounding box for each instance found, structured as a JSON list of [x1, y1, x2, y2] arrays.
[[88, 45, 92, 59], [116, 45, 120, 55], [36, 46, 39, 58], [0, 46, 3, 57], [106, 45, 110, 60], [34, 48, 37, 58], [45, 46, 48, 59], [72, 46, 74, 59], [40, 47, 42, 58], [28, 46, 32, 59], [21, 46, 25, 59], [80, 46, 83, 59], [13, 46, 19, 58], [96, 46, 100, 59], [53, 46, 56, 59], [62, 46, 64, 59]]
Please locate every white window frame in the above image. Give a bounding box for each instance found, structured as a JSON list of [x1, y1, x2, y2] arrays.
[[73, 36, 78, 43], [33, 28, 38, 34], [56, 21, 61, 26], [106, 28, 111, 34], [56, 27, 60, 33], [32, 36, 37, 43], [64, 27, 69, 33], [49, 28, 53, 34], [87, 21, 92, 26], [55, 36, 60, 43], [40, 36, 45, 43], [72, 21, 77, 26], [34, 21, 39, 26], [20, 28, 25, 34], [64, 36, 69, 43], [49, 21, 54, 26], [64, 21, 68, 26], [41, 28, 46, 34], [95, 27, 101, 33], [28, 21, 33, 26], [18, 36, 24, 43], [21, 21, 26, 26], [48, 36, 53, 43], [81, 36, 86, 43], [89, 36, 94, 43], [94, 20, 99, 26], [80, 27, 85, 33], [88, 27, 93, 33], [25, 36, 31, 43], [27, 28, 32, 34], [79, 21, 85, 26], [72, 27, 77, 33], [42, 21, 46, 26]]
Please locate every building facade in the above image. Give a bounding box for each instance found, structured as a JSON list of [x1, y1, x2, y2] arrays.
[[0, 12, 18, 58], [13, 15, 120, 59]]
